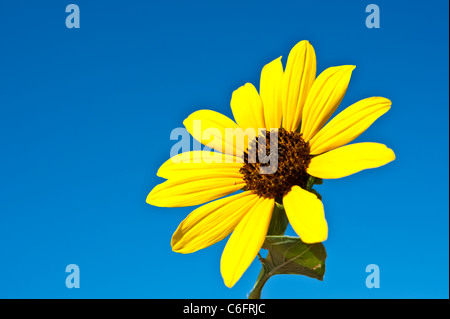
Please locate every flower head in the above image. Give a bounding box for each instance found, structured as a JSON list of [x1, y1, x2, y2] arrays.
[[147, 40, 395, 288]]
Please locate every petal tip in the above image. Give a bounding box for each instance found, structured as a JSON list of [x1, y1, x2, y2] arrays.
[[301, 229, 328, 244], [145, 196, 155, 206], [146, 185, 164, 206], [182, 117, 192, 130], [387, 147, 396, 162], [383, 97, 392, 106], [171, 244, 184, 254], [221, 273, 237, 288], [298, 39, 311, 46], [145, 194, 157, 206]]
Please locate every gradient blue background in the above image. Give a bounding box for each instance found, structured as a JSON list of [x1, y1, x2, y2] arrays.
[[0, 0, 448, 298]]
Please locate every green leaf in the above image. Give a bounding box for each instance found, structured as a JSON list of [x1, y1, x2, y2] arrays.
[[249, 235, 327, 298], [261, 235, 327, 281]]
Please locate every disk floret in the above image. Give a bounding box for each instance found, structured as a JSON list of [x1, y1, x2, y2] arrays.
[[240, 127, 311, 201]]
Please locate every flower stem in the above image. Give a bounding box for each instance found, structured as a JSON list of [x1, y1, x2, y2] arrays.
[[248, 264, 271, 299], [249, 203, 287, 299]]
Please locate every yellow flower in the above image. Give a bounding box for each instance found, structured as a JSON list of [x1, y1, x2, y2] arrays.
[[146, 40, 395, 288]]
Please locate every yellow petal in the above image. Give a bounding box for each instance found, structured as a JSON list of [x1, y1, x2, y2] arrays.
[[230, 83, 265, 131], [157, 151, 243, 179], [183, 110, 245, 156], [307, 142, 396, 179], [221, 197, 274, 288], [146, 171, 245, 207], [171, 191, 260, 254], [260, 56, 283, 130], [281, 40, 316, 132], [283, 186, 328, 244], [301, 65, 355, 141], [309, 97, 391, 155]]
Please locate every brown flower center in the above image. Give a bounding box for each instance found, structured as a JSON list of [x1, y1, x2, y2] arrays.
[[239, 127, 311, 201]]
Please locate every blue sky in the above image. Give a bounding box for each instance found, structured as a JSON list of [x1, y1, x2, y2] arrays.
[[0, 0, 448, 298]]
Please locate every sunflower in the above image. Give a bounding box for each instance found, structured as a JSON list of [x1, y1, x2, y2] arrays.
[[146, 40, 395, 288]]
